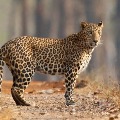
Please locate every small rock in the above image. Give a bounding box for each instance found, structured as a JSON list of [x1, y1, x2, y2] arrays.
[[109, 108, 119, 113], [39, 112, 46, 115], [46, 89, 54, 94], [54, 88, 61, 92], [28, 90, 36, 94], [18, 112, 22, 115], [101, 111, 110, 115], [93, 90, 101, 95], [70, 109, 76, 115], [87, 92, 94, 98], [37, 90, 46, 94], [35, 106, 39, 109], [37, 89, 54, 94], [109, 117, 114, 120], [31, 102, 36, 106], [94, 100, 100, 106]]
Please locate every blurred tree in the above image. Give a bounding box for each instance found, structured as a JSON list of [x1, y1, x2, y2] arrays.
[[21, 0, 28, 35], [1, 0, 120, 82], [35, 0, 51, 37], [115, 0, 120, 78]]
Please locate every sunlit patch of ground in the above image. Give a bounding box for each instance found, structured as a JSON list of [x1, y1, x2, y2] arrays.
[[2, 80, 65, 94], [1, 79, 120, 120]]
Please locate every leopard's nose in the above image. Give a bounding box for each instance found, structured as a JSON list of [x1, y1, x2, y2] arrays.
[[93, 40, 98, 43]]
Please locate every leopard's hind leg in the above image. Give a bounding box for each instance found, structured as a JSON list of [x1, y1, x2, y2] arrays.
[[11, 66, 35, 106]]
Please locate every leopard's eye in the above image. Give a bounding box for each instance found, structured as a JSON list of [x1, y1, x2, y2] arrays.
[[89, 31, 92, 35]]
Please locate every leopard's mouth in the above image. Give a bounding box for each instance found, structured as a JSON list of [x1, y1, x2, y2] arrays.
[[90, 41, 98, 47]]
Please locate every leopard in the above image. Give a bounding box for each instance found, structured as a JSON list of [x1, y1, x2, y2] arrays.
[[0, 21, 103, 106]]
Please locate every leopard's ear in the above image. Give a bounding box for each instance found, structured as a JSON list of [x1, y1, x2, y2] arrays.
[[81, 22, 87, 30], [98, 21, 103, 27]]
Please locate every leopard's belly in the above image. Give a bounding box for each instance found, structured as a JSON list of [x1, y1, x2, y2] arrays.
[[36, 63, 65, 75]]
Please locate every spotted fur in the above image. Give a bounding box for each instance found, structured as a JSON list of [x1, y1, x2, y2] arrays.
[[0, 21, 103, 106]]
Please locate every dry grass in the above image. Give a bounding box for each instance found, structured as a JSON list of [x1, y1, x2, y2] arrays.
[[75, 65, 120, 107], [77, 80, 120, 108], [78, 71, 120, 107]]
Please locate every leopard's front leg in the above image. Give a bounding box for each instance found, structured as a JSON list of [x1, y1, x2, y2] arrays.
[[64, 68, 77, 106]]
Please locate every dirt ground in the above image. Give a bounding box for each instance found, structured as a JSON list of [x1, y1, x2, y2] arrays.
[[1, 80, 120, 120]]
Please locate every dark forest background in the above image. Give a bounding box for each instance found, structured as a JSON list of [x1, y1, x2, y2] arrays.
[[0, 0, 120, 85]]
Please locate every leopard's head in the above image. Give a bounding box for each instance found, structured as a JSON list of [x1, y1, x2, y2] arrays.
[[80, 21, 103, 49]]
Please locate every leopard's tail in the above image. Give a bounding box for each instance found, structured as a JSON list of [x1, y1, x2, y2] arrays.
[[0, 48, 4, 93]]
